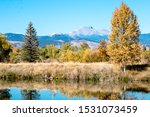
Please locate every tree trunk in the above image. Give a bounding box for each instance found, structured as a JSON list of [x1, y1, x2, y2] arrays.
[[123, 64, 126, 73], [121, 63, 126, 73]]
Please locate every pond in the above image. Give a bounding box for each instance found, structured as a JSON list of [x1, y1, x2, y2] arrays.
[[0, 80, 150, 100]]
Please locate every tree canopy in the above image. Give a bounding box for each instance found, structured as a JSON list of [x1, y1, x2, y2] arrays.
[[107, 3, 141, 72], [0, 34, 11, 62]]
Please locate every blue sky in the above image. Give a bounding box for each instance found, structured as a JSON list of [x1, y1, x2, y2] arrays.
[[0, 0, 149, 35]]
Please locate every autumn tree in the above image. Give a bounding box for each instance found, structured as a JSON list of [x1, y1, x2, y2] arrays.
[[89, 49, 101, 62], [9, 46, 21, 63], [40, 45, 59, 60], [98, 40, 109, 61], [0, 33, 11, 62], [59, 50, 77, 62], [61, 43, 73, 51], [81, 49, 91, 62], [80, 43, 90, 50], [22, 22, 39, 62], [142, 50, 150, 63], [107, 3, 141, 72], [58, 43, 75, 62]]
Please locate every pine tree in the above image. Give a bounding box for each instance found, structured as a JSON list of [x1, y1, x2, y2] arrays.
[[22, 22, 39, 62], [107, 3, 141, 72]]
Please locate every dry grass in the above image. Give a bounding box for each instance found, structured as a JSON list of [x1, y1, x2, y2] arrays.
[[0, 62, 149, 81], [135, 67, 150, 80], [0, 62, 119, 80], [126, 67, 150, 81]]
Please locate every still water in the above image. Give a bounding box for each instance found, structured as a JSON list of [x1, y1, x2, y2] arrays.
[[0, 81, 150, 100], [0, 88, 97, 100]]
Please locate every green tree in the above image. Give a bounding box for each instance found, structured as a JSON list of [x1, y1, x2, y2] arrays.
[[0, 34, 11, 62], [107, 3, 141, 72], [22, 22, 39, 62]]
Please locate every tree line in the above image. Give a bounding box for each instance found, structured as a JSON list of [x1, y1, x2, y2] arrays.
[[0, 3, 150, 71]]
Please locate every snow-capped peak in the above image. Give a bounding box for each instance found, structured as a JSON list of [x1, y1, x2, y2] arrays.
[[69, 26, 109, 37], [49, 32, 64, 36], [98, 29, 109, 36]]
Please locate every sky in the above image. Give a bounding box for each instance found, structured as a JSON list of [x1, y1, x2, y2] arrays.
[[0, 0, 149, 35]]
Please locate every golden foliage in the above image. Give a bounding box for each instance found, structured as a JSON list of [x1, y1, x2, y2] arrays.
[[141, 50, 150, 63], [9, 46, 21, 63], [97, 40, 109, 61], [0, 34, 11, 62], [107, 3, 141, 71]]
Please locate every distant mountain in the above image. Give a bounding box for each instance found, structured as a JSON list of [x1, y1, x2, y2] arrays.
[[139, 33, 150, 44], [71, 40, 99, 48], [69, 26, 109, 36], [4, 27, 150, 48], [38, 34, 73, 47], [5, 33, 25, 41], [9, 41, 23, 48], [5, 33, 74, 47]]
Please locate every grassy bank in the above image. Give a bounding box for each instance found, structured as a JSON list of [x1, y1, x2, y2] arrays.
[[0, 62, 149, 82], [0, 62, 118, 81]]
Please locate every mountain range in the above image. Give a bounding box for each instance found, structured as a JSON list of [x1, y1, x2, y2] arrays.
[[4, 26, 150, 48]]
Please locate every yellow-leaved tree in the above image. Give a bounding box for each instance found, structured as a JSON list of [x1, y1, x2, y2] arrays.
[[0, 33, 11, 62], [107, 3, 141, 72], [98, 40, 109, 62]]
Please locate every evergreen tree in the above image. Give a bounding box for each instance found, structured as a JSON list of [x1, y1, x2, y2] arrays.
[[22, 22, 39, 62], [107, 3, 141, 72]]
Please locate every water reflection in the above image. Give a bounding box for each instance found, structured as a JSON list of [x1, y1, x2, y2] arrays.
[[0, 80, 150, 100], [0, 89, 11, 100], [21, 90, 40, 100]]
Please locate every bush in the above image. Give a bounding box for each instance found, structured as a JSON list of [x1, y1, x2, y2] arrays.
[[142, 50, 150, 64]]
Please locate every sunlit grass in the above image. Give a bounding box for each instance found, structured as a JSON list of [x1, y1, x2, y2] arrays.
[[0, 62, 119, 81], [0, 62, 149, 82]]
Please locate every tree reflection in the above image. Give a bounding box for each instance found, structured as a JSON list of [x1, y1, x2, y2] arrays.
[[21, 90, 40, 100], [0, 80, 150, 100], [0, 89, 11, 100]]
